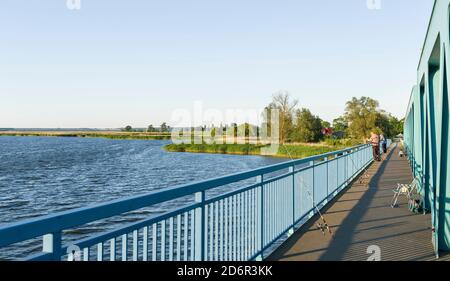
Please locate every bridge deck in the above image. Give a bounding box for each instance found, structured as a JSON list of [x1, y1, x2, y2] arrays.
[[269, 146, 449, 261]]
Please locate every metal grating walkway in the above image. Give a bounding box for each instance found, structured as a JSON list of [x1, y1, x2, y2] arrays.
[[269, 146, 449, 261]]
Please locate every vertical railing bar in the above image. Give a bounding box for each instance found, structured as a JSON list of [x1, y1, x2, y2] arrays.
[[209, 204, 213, 261], [237, 193, 241, 261], [97, 242, 103, 261], [345, 151, 348, 187], [266, 183, 268, 253], [253, 187, 256, 257], [177, 214, 181, 261], [242, 191, 246, 260], [283, 178, 286, 234], [121, 234, 127, 261], [325, 157, 329, 202], [312, 161, 315, 214], [244, 191, 247, 260], [271, 183, 274, 240], [269, 183, 271, 246], [132, 230, 138, 261], [42, 232, 62, 261], [152, 223, 157, 261], [110, 238, 116, 261], [292, 173, 295, 222], [190, 210, 195, 261], [169, 217, 174, 261], [184, 213, 188, 261], [239, 192, 243, 261], [233, 195, 237, 261], [258, 174, 264, 260], [83, 247, 89, 261], [279, 181, 282, 236], [246, 190, 250, 259], [161, 220, 166, 261], [252, 188, 256, 257], [214, 201, 219, 261], [143, 227, 148, 261], [271, 183, 274, 241], [224, 197, 229, 261], [250, 189, 254, 258], [247, 190, 251, 260], [194, 191, 205, 261], [219, 200, 224, 261], [337, 154, 339, 192]]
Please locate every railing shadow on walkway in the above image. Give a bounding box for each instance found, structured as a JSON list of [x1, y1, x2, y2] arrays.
[[268, 145, 442, 261], [317, 147, 396, 261], [266, 149, 393, 261]]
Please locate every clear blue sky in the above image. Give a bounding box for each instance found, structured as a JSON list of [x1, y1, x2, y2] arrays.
[[0, 0, 434, 128]]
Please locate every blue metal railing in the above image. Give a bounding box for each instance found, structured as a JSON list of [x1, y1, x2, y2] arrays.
[[0, 143, 377, 261]]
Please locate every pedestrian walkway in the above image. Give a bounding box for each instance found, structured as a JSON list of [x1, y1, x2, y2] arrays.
[[269, 146, 449, 261]]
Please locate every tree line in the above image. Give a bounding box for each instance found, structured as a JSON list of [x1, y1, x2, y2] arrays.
[[122, 91, 404, 143], [263, 91, 404, 144], [122, 122, 171, 133]]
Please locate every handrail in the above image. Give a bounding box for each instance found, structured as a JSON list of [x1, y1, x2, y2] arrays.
[[0, 143, 368, 247], [0, 142, 374, 261]]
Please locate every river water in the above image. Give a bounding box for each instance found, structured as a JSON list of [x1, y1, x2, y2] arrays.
[[0, 136, 287, 259]]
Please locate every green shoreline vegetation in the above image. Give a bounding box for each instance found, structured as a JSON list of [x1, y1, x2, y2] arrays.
[[164, 141, 360, 159], [164, 93, 404, 159]]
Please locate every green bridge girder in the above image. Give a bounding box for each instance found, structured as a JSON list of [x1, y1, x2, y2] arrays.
[[404, 0, 450, 253]]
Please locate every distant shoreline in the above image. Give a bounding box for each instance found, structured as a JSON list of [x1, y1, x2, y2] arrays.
[[0, 131, 172, 140], [1, 131, 357, 159]]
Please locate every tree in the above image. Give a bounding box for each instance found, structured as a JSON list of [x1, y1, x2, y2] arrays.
[[332, 116, 348, 133], [375, 111, 393, 137], [124, 125, 133, 132], [231, 123, 238, 143], [389, 116, 404, 137], [321, 120, 331, 129], [264, 91, 298, 143], [374, 113, 405, 138], [292, 108, 323, 143], [147, 125, 156, 133], [344, 97, 379, 140], [160, 122, 169, 133]]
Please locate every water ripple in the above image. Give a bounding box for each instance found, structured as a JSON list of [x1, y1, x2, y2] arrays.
[[0, 136, 287, 259]]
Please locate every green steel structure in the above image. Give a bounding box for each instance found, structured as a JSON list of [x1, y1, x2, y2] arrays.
[[404, 0, 450, 254]]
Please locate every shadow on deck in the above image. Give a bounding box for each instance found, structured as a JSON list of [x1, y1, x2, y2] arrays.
[[268, 145, 448, 261]]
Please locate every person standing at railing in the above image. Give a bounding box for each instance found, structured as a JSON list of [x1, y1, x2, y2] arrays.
[[380, 133, 387, 154], [368, 131, 381, 161]]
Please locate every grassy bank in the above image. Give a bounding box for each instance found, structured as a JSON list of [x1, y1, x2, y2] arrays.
[[0, 131, 172, 140], [164, 143, 350, 159]]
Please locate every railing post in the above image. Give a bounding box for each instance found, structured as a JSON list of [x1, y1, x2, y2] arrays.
[[194, 191, 205, 261], [309, 160, 315, 218], [345, 150, 349, 186], [289, 165, 295, 237], [256, 174, 264, 261], [324, 157, 329, 204], [336, 153, 339, 194], [43, 232, 62, 261]]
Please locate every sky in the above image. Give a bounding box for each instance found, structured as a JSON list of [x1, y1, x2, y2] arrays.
[[0, 0, 435, 128]]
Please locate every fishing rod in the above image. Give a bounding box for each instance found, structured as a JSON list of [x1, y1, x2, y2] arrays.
[[281, 144, 333, 237], [346, 150, 371, 186]]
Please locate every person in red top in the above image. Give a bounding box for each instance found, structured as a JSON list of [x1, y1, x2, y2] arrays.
[[369, 131, 381, 161]]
